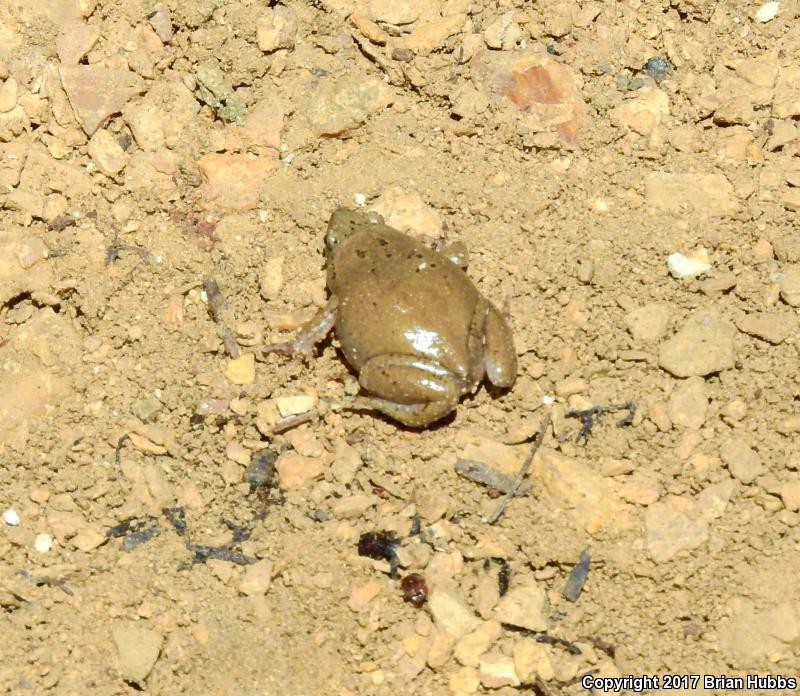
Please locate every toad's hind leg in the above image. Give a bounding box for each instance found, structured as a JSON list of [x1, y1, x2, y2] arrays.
[[347, 396, 459, 428], [354, 355, 464, 427], [482, 304, 517, 388]]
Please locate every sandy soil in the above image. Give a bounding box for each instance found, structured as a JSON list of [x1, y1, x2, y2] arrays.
[[1, 0, 800, 694]]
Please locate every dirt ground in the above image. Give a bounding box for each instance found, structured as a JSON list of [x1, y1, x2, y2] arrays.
[[1, 0, 800, 694]]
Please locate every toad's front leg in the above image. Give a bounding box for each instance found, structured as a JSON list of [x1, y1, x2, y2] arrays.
[[261, 296, 339, 359]]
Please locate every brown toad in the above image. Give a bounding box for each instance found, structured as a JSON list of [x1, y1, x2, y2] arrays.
[[265, 207, 516, 427]]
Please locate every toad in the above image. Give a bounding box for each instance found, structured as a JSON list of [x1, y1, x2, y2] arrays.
[[264, 207, 517, 427]]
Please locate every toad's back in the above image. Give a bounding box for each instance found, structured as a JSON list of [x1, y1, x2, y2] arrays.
[[327, 224, 480, 377]]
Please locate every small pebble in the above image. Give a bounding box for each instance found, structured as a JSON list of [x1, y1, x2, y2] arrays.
[[454, 620, 502, 667], [755, 0, 779, 22], [238, 559, 274, 596], [493, 579, 547, 631], [777, 416, 800, 434], [555, 377, 587, 398], [428, 583, 481, 639], [625, 303, 671, 342], [112, 623, 163, 684], [34, 533, 53, 553], [257, 5, 298, 53], [735, 312, 797, 344], [275, 394, 315, 417], [563, 548, 591, 601], [643, 56, 673, 82], [667, 249, 711, 278], [513, 638, 555, 683], [225, 441, 251, 466], [225, 353, 255, 385], [645, 503, 708, 563], [72, 529, 107, 552], [780, 480, 800, 511], [331, 440, 362, 484], [259, 256, 285, 300], [779, 267, 800, 306], [149, 3, 173, 42], [449, 666, 480, 695], [2, 508, 20, 526], [658, 308, 736, 377], [274, 451, 325, 489], [348, 580, 381, 612], [722, 399, 748, 422], [479, 652, 520, 689], [667, 377, 708, 430], [720, 438, 764, 484], [0, 77, 18, 113]]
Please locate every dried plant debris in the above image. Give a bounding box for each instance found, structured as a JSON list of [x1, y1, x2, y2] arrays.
[[565, 401, 637, 443], [357, 530, 400, 577], [563, 547, 591, 602], [106, 515, 163, 551]]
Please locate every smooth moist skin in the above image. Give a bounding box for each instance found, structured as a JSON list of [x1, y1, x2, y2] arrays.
[[269, 207, 517, 427]]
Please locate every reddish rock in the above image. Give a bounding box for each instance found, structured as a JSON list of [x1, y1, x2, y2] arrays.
[[471, 49, 587, 148], [60, 65, 145, 135], [56, 20, 99, 65], [196, 154, 278, 211]]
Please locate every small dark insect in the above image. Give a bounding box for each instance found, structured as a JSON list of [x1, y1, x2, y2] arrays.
[[358, 530, 399, 577], [401, 573, 428, 608], [498, 559, 511, 597]]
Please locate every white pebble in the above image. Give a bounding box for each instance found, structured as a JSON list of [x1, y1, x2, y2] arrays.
[[353, 192, 367, 206], [2, 508, 20, 526], [34, 533, 53, 553], [667, 249, 711, 278], [542, 395, 555, 406], [755, 0, 779, 22], [275, 394, 316, 417]]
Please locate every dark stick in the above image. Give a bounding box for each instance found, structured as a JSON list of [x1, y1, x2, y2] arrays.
[[486, 411, 551, 524]]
